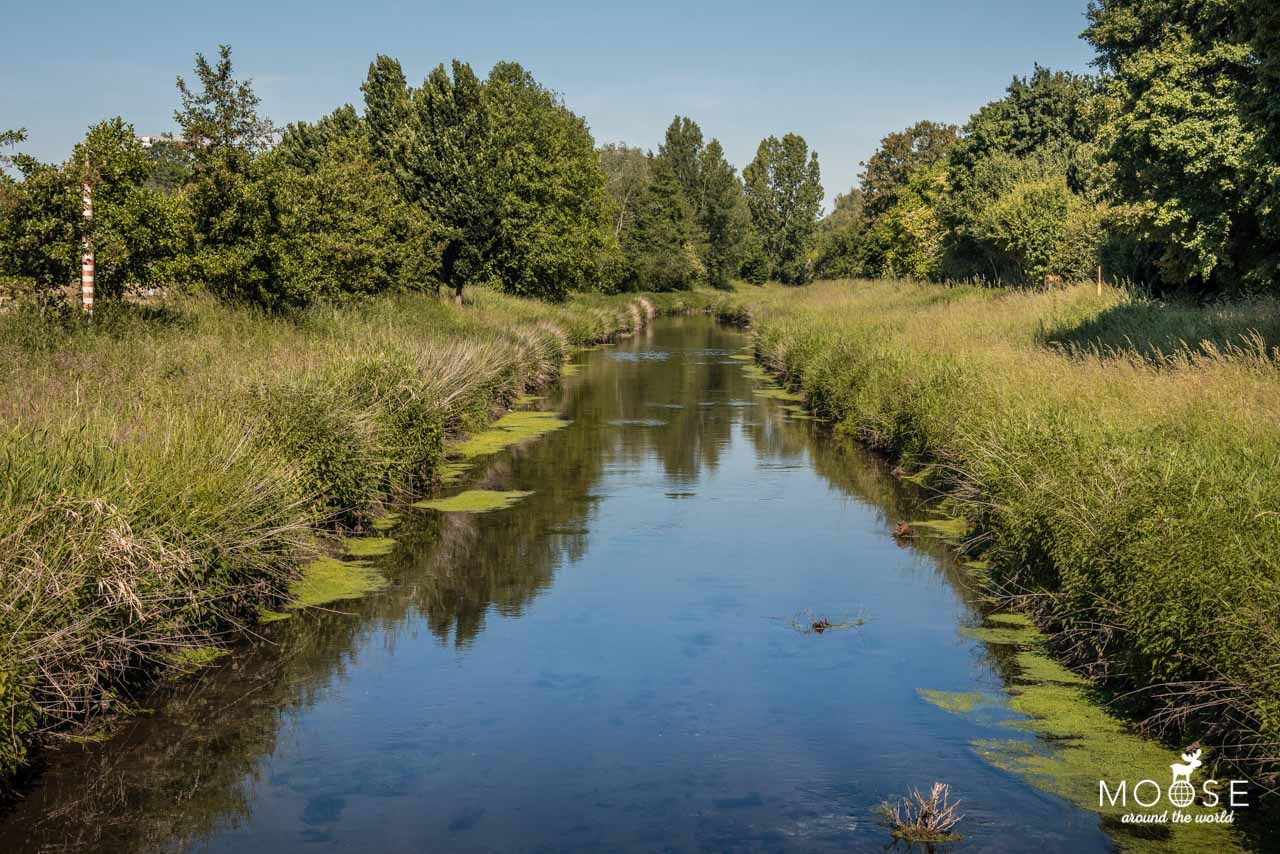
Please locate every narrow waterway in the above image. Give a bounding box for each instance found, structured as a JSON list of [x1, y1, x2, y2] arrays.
[[1, 317, 1117, 852]]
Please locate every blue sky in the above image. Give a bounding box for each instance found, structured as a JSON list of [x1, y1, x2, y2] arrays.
[[2, 0, 1096, 208]]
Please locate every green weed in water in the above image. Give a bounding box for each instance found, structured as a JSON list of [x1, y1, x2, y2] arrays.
[[288, 557, 387, 609], [414, 489, 535, 513]]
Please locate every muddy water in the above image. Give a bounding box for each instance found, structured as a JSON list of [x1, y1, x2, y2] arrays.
[[0, 317, 1117, 852]]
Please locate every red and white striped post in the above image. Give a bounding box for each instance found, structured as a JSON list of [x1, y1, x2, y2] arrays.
[[81, 175, 94, 314]]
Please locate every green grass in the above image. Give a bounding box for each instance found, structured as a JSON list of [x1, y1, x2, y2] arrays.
[[0, 285, 722, 786], [734, 279, 1280, 784]]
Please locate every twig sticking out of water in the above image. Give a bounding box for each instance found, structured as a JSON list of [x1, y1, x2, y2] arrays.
[[879, 782, 964, 843]]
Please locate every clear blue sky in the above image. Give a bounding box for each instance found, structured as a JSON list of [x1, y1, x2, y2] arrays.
[[3, 0, 1096, 208]]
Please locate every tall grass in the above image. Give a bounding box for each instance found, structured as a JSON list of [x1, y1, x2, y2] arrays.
[[740, 280, 1280, 777], [0, 287, 713, 784]]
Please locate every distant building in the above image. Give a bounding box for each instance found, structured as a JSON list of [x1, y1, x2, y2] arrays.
[[137, 134, 186, 149]]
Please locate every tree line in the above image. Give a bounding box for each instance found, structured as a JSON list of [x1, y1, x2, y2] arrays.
[[814, 0, 1280, 296], [0, 47, 824, 311]]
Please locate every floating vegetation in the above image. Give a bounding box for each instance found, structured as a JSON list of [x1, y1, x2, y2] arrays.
[[258, 609, 292, 624], [928, 615, 1246, 852], [917, 689, 990, 715], [909, 516, 970, 542], [288, 556, 387, 609], [513, 394, 543, 405], [560, 363, 581, 376], [607, 418, 666, 427], [454, 410, 569, 458], [754, 387, 806, 402], [789, 608, 865, 635], [729, 354, 754, 361], [414, 489, 534, 513], [438, 461, 471, 485], [371, 511, 402, 532], [164, 646, 228, 670], [342, 536, 396, 558], [664, 491, 697, 499]]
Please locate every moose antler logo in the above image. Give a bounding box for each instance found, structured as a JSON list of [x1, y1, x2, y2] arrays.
[[1170, 748, 1203, 785]]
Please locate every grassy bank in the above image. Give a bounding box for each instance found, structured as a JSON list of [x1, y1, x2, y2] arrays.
[[737, 279, 1280, 780], [0, 287, 714, 784]]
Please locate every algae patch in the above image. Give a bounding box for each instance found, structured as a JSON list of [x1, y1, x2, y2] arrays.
[[928, 613, 1248, 852], [414, 489, 534, 513], [454, 410, 569, 459], [918, 689, 990, 715], [909, 516, 970, 541], [342, 536, 396, 558], [288, 556, 387, 609]]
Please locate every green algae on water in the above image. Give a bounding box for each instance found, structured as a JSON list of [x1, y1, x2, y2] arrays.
[[918, 689, 990, 714], [753, 387, 806, 402], [258, 609, 292, 624], [929, 616, 1248, 853], [414, 489, 534, 513], [454, 410, 569, 459], [342, 536, 396, 558], [371, 511, 402, 532], [289, 556, 387, 609], [729, 354, 754, 361], [165, 646, 228, 670], [910, 517, 970, 542]]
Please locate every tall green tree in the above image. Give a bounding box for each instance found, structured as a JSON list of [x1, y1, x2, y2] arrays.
[[860, 120, 959, 219], [742, 133, 823, 284], [363, 58, 498, 300], [622, 155, 697, 291], [174, 45, 279, 304], [658, 116, 704, 220], [697, 139, 749, 289], [1085, 0, 1279, 292], [483, 61, 613, 299]]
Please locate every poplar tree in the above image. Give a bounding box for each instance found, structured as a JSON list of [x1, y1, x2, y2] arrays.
[[743, 133, 823, 284]]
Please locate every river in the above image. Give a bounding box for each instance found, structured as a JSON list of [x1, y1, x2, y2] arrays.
[[0, 316, 1119, 852]]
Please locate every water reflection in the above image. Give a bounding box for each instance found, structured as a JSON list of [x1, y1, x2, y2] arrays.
[[0, 317, 1111, 853]]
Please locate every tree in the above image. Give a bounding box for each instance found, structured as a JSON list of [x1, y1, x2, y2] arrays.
[[599, 143, 650, 243], [1085, 0, 1278, 293], [267, 124, 436, 304], [72, 118, 188, 301], [742, 133, 823, 284], [859, 120, 959, 219], [658, 116, 704, 220], [813, 188, 868, 279], [863, 162, 948, 280], [483, 61, 613, 299], [939, 67, 1102, 283], [363, 58, 498, 300], [0, 121, 187, 306], [697, 139, 749, 289], [0, 139, 80, 303], [175, 46, 279, 305], [175, 45, 276, 156], [622, 155, 697, 291]]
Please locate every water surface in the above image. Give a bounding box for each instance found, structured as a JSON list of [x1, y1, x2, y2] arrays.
[[0, 317, 1113, 852]]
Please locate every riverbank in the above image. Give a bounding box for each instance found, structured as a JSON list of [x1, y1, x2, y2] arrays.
[[735, 279, 1280, 785], [0, 288, 716, 786]]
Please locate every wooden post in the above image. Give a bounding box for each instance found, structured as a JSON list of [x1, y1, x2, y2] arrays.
[[1096, 263, 1103, 297], [81, 175, 94, 314]]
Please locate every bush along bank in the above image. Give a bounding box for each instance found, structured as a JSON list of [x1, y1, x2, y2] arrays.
[[737, 279, 1280, 789], [0, 288, 718, 788]]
